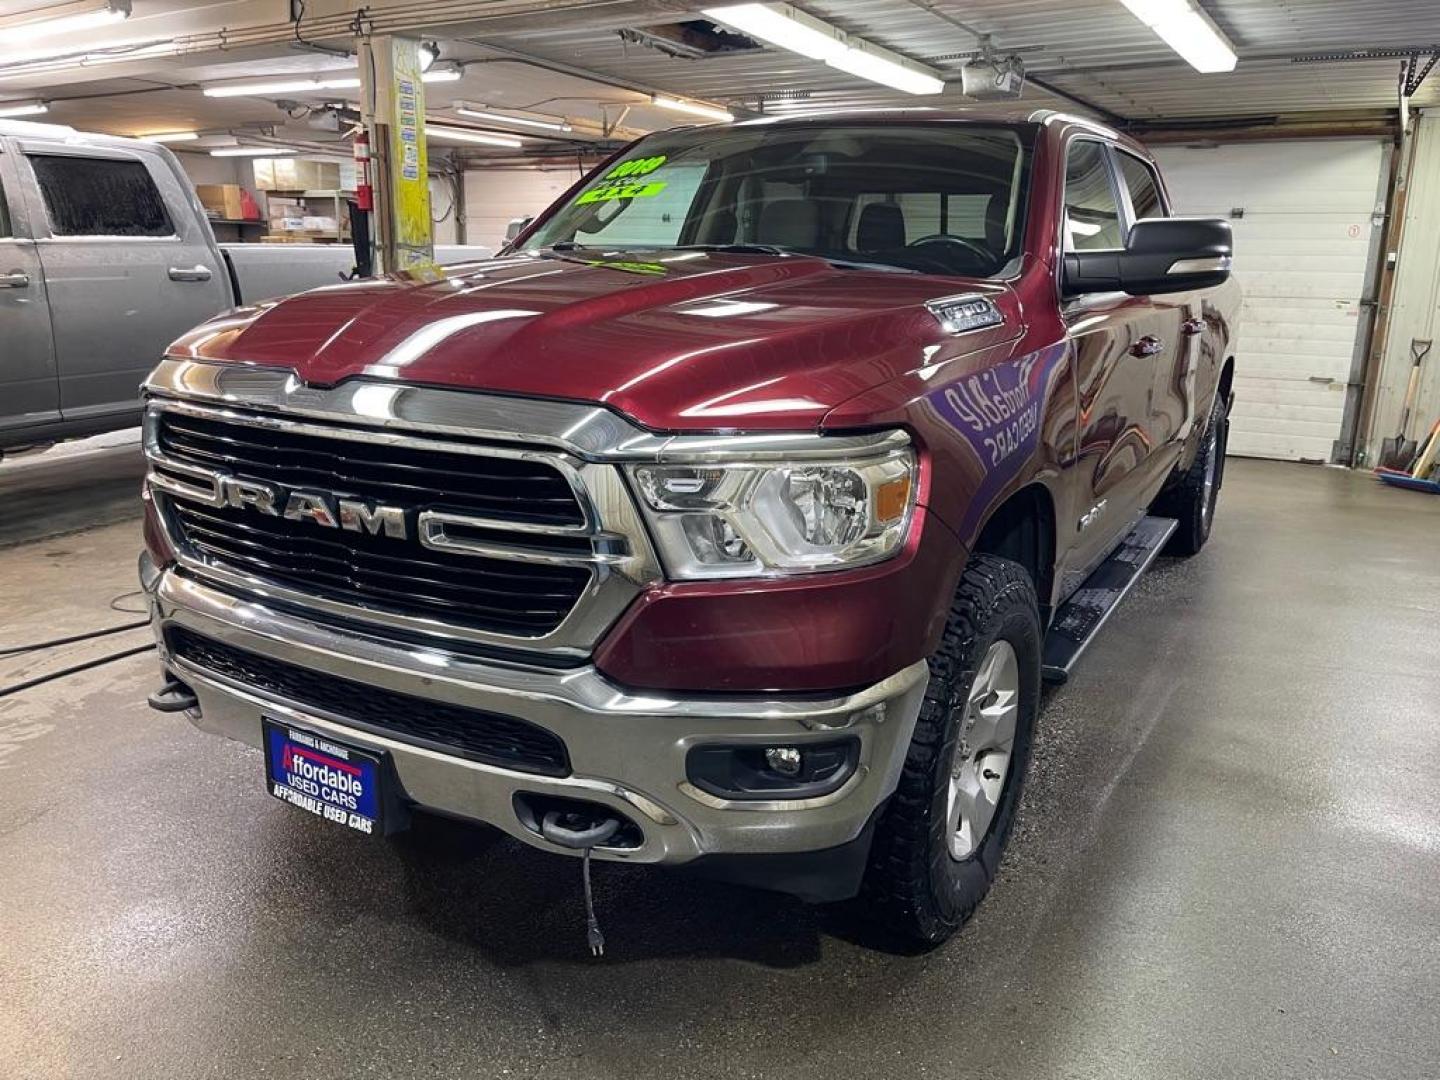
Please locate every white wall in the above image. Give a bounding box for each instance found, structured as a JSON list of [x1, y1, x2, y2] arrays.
[[1365, 110, 1440, 464], [462, 165, 584, 251]]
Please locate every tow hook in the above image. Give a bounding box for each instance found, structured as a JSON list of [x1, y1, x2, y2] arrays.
[[540, 810, 622, 957], [147, 678, 198, 714]]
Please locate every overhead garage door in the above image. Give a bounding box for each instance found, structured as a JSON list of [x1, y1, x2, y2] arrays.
[[1151, 140, 1388, 461], [464, 166, 584, 251]]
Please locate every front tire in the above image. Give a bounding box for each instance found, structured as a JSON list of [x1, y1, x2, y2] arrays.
[[859, 555, 1041, 946]]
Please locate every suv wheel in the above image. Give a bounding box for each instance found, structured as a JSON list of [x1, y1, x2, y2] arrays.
[[1156, 394, 1228, 556], [859, 554, 1041, 946]]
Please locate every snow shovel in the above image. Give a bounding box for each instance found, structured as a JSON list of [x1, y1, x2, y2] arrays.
[[1379, 338, 1432, 470]]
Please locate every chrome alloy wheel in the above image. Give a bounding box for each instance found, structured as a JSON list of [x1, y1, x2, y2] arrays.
[[1200, 421, 1219, 527], [945, 639, 1020, 861]]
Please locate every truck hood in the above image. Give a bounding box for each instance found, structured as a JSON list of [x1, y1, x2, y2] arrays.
[[169, 252, 1020, 431]]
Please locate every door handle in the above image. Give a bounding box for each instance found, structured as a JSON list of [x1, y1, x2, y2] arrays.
[[168, 265, 213, 282], [1129, 335, 1165, 358], [1181, 317, 1205, 335], [0, 271, 30, 288]]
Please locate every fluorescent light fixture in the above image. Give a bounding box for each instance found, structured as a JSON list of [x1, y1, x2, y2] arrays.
[[702, 3, 843, 60], [418, 41, 438, 73], [453, 104, 572, 132], [1118, 0, 1237, 73], [426, 125, 523, 148], [209, 147, 297, 157], [204, 67, 459, 99], [144, 131, 199, 143], [204, 77, 357, 98], [650, 95, 734, 122], [0, 0, 129, 44], [0, 100, 47, 118], [704, 4, 944, 95], [828, 43, 945, 95]]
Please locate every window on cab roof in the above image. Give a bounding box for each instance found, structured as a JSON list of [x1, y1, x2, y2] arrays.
[[523, 123, 1033, 278]]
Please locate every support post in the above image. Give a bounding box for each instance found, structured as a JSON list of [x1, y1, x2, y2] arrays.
[[358, 34, 434, 274]]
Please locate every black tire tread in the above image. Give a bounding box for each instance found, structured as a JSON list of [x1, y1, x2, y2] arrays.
[[1155, 395, 1225, 557], [860, 554, 1039, 945]]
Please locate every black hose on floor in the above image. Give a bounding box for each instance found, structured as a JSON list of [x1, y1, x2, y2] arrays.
[[0, 620, 150, 657], [0, 643, 155, 699]]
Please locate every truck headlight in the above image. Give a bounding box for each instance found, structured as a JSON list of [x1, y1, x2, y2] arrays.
[[629, 444, 917, 579]]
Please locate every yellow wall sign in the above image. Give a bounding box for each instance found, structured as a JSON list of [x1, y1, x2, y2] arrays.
[[387, 37, 433, 271]]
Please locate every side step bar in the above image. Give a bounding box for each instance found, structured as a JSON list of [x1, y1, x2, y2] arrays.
[[1041, 515, 1178, 684]]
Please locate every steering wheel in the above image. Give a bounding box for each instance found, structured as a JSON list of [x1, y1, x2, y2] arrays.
[[907, 233, 995, 265]]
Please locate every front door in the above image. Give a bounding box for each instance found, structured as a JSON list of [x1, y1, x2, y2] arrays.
[[1059, 138, 1175, 588], [0, 142, 58, 441], [14, 140, 229, 423]]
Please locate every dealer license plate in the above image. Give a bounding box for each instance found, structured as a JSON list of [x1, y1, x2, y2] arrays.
[[263, 720, 382, 836]]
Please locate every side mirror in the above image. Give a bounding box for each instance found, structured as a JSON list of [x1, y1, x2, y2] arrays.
[[1064, 217, 1232, 297]]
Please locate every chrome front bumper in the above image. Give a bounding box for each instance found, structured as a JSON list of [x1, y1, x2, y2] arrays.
[[143, 560, 928, 868]]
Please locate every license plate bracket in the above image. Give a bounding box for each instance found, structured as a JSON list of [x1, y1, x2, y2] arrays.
[[262, 719, 397, 836]]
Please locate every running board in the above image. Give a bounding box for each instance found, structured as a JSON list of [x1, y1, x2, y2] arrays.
[[1041, 515, 1178, 684]]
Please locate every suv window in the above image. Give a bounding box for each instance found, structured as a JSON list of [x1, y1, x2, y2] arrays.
[[1063, 141, 1123, 252], [0, 176, 11, 238], [28, 155, 173, 237], [1116, 152, 1165, 222]]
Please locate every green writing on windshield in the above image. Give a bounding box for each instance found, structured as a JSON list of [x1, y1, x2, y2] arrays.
[[576, 180, 667, 205], [573, 154, 670, 205]]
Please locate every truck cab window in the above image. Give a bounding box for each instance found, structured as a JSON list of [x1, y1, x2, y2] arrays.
[[28, 155, 173, 237], [1063, 141, 1123, 252], [1116, 152, 1166, 221]]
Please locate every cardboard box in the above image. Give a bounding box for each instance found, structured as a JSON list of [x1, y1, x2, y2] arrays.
[[195, 183, 246, 221]]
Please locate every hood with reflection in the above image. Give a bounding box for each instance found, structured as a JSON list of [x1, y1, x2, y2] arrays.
[[166, 252, 1019, 431]]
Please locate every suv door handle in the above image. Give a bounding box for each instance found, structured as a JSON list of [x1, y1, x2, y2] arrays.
[[1181, 317, 1205, 335], [0, 271, 31, 288], [1129, 335, 1164, 358], [168, 265, 213, 282]]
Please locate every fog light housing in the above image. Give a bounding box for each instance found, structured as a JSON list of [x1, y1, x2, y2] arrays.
[[686, 739, 859, 801], [765, 746, 803, 777]]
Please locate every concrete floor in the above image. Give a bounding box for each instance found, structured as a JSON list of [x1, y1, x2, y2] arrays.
[[1, 449, 1437, 1080]]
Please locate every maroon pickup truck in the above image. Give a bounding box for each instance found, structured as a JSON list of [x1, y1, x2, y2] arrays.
[[140, 107, 1238, 947]]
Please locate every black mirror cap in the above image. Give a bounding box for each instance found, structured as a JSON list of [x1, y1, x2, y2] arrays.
[[1063, 216, 1232, 298]]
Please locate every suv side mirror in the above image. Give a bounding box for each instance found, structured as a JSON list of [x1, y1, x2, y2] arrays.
[[1064, 217, 1232, 298]]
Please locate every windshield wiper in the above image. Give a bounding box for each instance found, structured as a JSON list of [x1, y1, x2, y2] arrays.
[[676, 243, 791, 256], [674, 243, 917, 274]]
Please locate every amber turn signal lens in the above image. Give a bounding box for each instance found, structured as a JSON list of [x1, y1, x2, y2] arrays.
[[875, 474, 912, 524]]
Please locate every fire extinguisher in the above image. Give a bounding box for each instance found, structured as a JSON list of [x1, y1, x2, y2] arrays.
[[353, 130, 373, 212]]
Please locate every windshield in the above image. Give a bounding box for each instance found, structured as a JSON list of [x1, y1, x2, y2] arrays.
[[521, 122, 1032, 278]]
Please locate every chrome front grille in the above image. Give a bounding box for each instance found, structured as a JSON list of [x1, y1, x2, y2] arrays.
[[143, 392, 658, 657], [158, 410, 585, 527], [168, 499, 592, 638]]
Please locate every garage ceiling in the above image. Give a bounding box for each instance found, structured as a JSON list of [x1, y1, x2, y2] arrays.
[[474, 0, 1440, 121], [0, 0, 1435, 146]]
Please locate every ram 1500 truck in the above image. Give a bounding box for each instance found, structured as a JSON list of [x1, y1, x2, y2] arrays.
[[139, 108, 1238, 945], [0, 119, 490, 454]]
